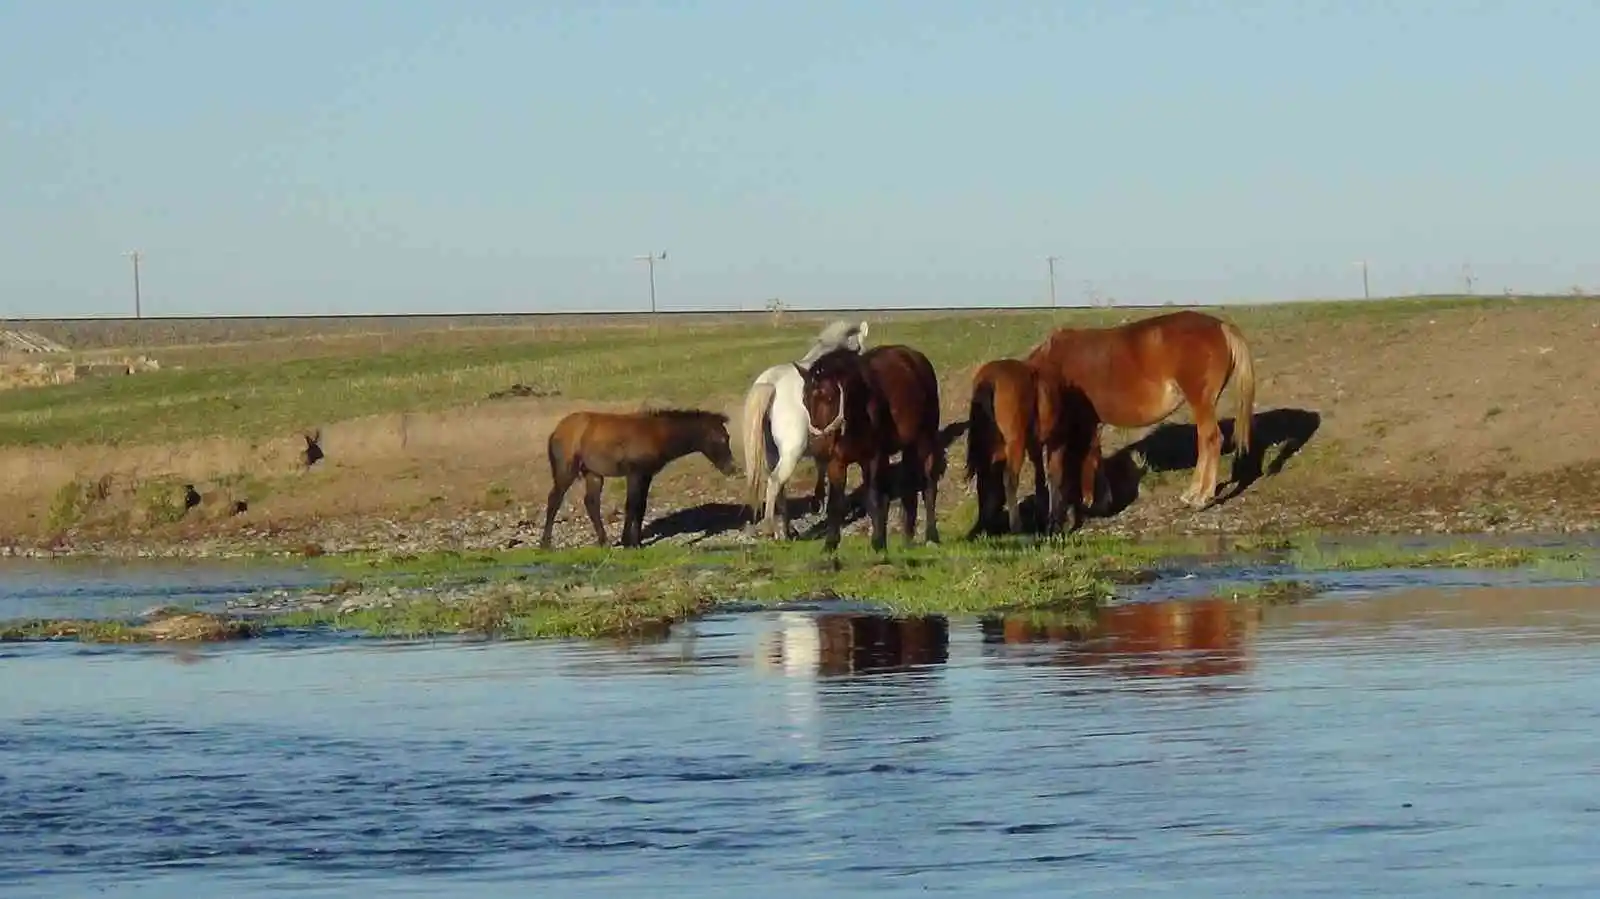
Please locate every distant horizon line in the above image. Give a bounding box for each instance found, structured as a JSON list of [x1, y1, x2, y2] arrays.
[[1, 292, 1574, 324]]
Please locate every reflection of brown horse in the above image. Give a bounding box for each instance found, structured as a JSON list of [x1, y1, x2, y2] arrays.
[[540, 408, 739, 549], [982, 597, 1261, 679], [756, 612, 951, 677], [1026, 310, 1256, 510], [802, 345, 946, 553]]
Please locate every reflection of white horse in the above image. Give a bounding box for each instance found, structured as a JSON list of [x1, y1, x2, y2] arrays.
[[741, 320, 869, 538]]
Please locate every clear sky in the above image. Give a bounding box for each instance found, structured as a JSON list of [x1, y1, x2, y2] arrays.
[[2, 0, 1596, 318]]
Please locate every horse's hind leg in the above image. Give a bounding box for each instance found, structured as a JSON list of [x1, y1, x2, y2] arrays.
[[540, 464, 579, 550], [767, 448, 804, 540], [1179, 389, 1223, 508], [1003, 440, 1027, 535], [1028, 440, 1047, 533], [582, 473, 609, 546], [899, 453, 922, 546], [921, 444, 942, 545], [1002, 463, 1022, 535]]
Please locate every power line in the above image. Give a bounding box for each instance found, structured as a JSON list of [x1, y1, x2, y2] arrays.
[[634, 251, 667, 316]]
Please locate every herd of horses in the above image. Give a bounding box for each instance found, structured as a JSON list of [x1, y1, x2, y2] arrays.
[[539, 310, 1257, 553]]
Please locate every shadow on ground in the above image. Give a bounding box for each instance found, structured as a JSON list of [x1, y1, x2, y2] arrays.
[[1098, 407, 1322, 516]]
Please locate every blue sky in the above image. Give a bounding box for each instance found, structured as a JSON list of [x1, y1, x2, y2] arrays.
[[2, 0, 1596, 317]]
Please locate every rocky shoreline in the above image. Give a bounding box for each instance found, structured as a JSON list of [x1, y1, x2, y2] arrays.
[[5, 474, 1596, 563]]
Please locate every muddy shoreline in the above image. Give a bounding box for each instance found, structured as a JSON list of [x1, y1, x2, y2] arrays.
[[6, 464, 1597, 562]]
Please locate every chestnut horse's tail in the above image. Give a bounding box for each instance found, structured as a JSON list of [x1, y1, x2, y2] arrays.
[[964, 377, 997, 483], [1220, 320, 1256, 454], [741, 380, 777, 521]]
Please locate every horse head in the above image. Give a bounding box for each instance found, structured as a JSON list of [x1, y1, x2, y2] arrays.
[[797, 351, 853, 439], [698, 411, 739, 475]]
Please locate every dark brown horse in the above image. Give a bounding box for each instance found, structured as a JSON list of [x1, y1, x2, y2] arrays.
[[539, 408, 737, 549], [1026, 310, 1256, 515], [800, 344, 945, 553]]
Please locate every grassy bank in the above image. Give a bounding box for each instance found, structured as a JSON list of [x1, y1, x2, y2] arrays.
[[7, 293, 1600, 552], [4, 532, 1593, 645], [1, 294, 1575, 449]]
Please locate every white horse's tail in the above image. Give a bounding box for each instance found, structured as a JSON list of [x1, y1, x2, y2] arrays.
[[741, 380, 777, 523]]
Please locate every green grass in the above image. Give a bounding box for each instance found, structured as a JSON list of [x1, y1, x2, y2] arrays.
[[8, 294, 1589, 448], [1283, 538, 1589, 572], [6, 525, 1596, 644], [265, 577, 717, 641], [1212, 578, 1321, 604], [0, 610, 261, 643]]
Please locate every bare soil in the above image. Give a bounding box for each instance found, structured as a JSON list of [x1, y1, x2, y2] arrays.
[[3, 299, 1598, 558]]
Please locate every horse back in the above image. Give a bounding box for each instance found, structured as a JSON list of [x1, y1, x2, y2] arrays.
[[547, 410, 664, 473], [972, 358, 1039, 440], [862, 344, 941, 440]]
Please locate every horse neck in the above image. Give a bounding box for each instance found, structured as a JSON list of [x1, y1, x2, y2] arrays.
[[658, 418, 710, 463], [839, 368, 874, 432]]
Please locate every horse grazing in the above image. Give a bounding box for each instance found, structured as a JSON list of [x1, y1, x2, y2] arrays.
[[740, 320, 869, 539], [963, 359, 1049, 537], [801, 344, 945, 553], [964, 358, 1100, 536], [1025, 309, 1256, 512], [539, 408, 738, 550]]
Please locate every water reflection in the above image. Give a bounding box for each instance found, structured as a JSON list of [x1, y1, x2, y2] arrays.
[[980, 597, 1261, 679], [753, 611, 950, 678], [7, 585, 1600, 896]]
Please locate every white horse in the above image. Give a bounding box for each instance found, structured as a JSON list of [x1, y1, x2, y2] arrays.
[[741, 320, 869, 538]]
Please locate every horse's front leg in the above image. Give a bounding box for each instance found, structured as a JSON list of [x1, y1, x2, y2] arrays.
[[822, 456, 850, 554], [867, 453, 891, 553], [622, 472, 652, 548], [582, 473, 608, 547], [1080, 426, 1107, 518], [810, 454, 829, 515], [899, 450, 922, 547], [921, 444, 941, 545]]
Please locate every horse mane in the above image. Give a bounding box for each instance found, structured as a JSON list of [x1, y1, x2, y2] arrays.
[[1024, 330, 1057, 361], [643, 407, 729, 425], [806, 346, 865, 378]]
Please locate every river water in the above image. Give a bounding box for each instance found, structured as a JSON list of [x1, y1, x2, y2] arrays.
[[3, 565, 1600, 896]]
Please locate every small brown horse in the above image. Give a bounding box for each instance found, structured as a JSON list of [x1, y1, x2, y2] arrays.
[[539, 408, 738, 549], [800, 344, 945, 553], [964, 359, 1049, 536], [1026, 310, 1256, 513], [964, 358, 1102, 536]]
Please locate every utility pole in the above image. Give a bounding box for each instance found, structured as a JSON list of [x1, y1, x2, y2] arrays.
[[634, 251, 667, 316], [124, 250, 143, 318], [1354, 260, 1370, 300], [1045, 255, 1060, 308]]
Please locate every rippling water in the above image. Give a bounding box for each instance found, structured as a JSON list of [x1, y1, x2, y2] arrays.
[[5, 578, 1600, 897]]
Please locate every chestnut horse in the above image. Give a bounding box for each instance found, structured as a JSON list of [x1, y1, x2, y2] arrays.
[[963, 359, 1049, 537], [800, 344, 945, 553], [1026, 310, 1256, 512], [964, 358, 1102, 536], [539, 408, 737, 549]]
